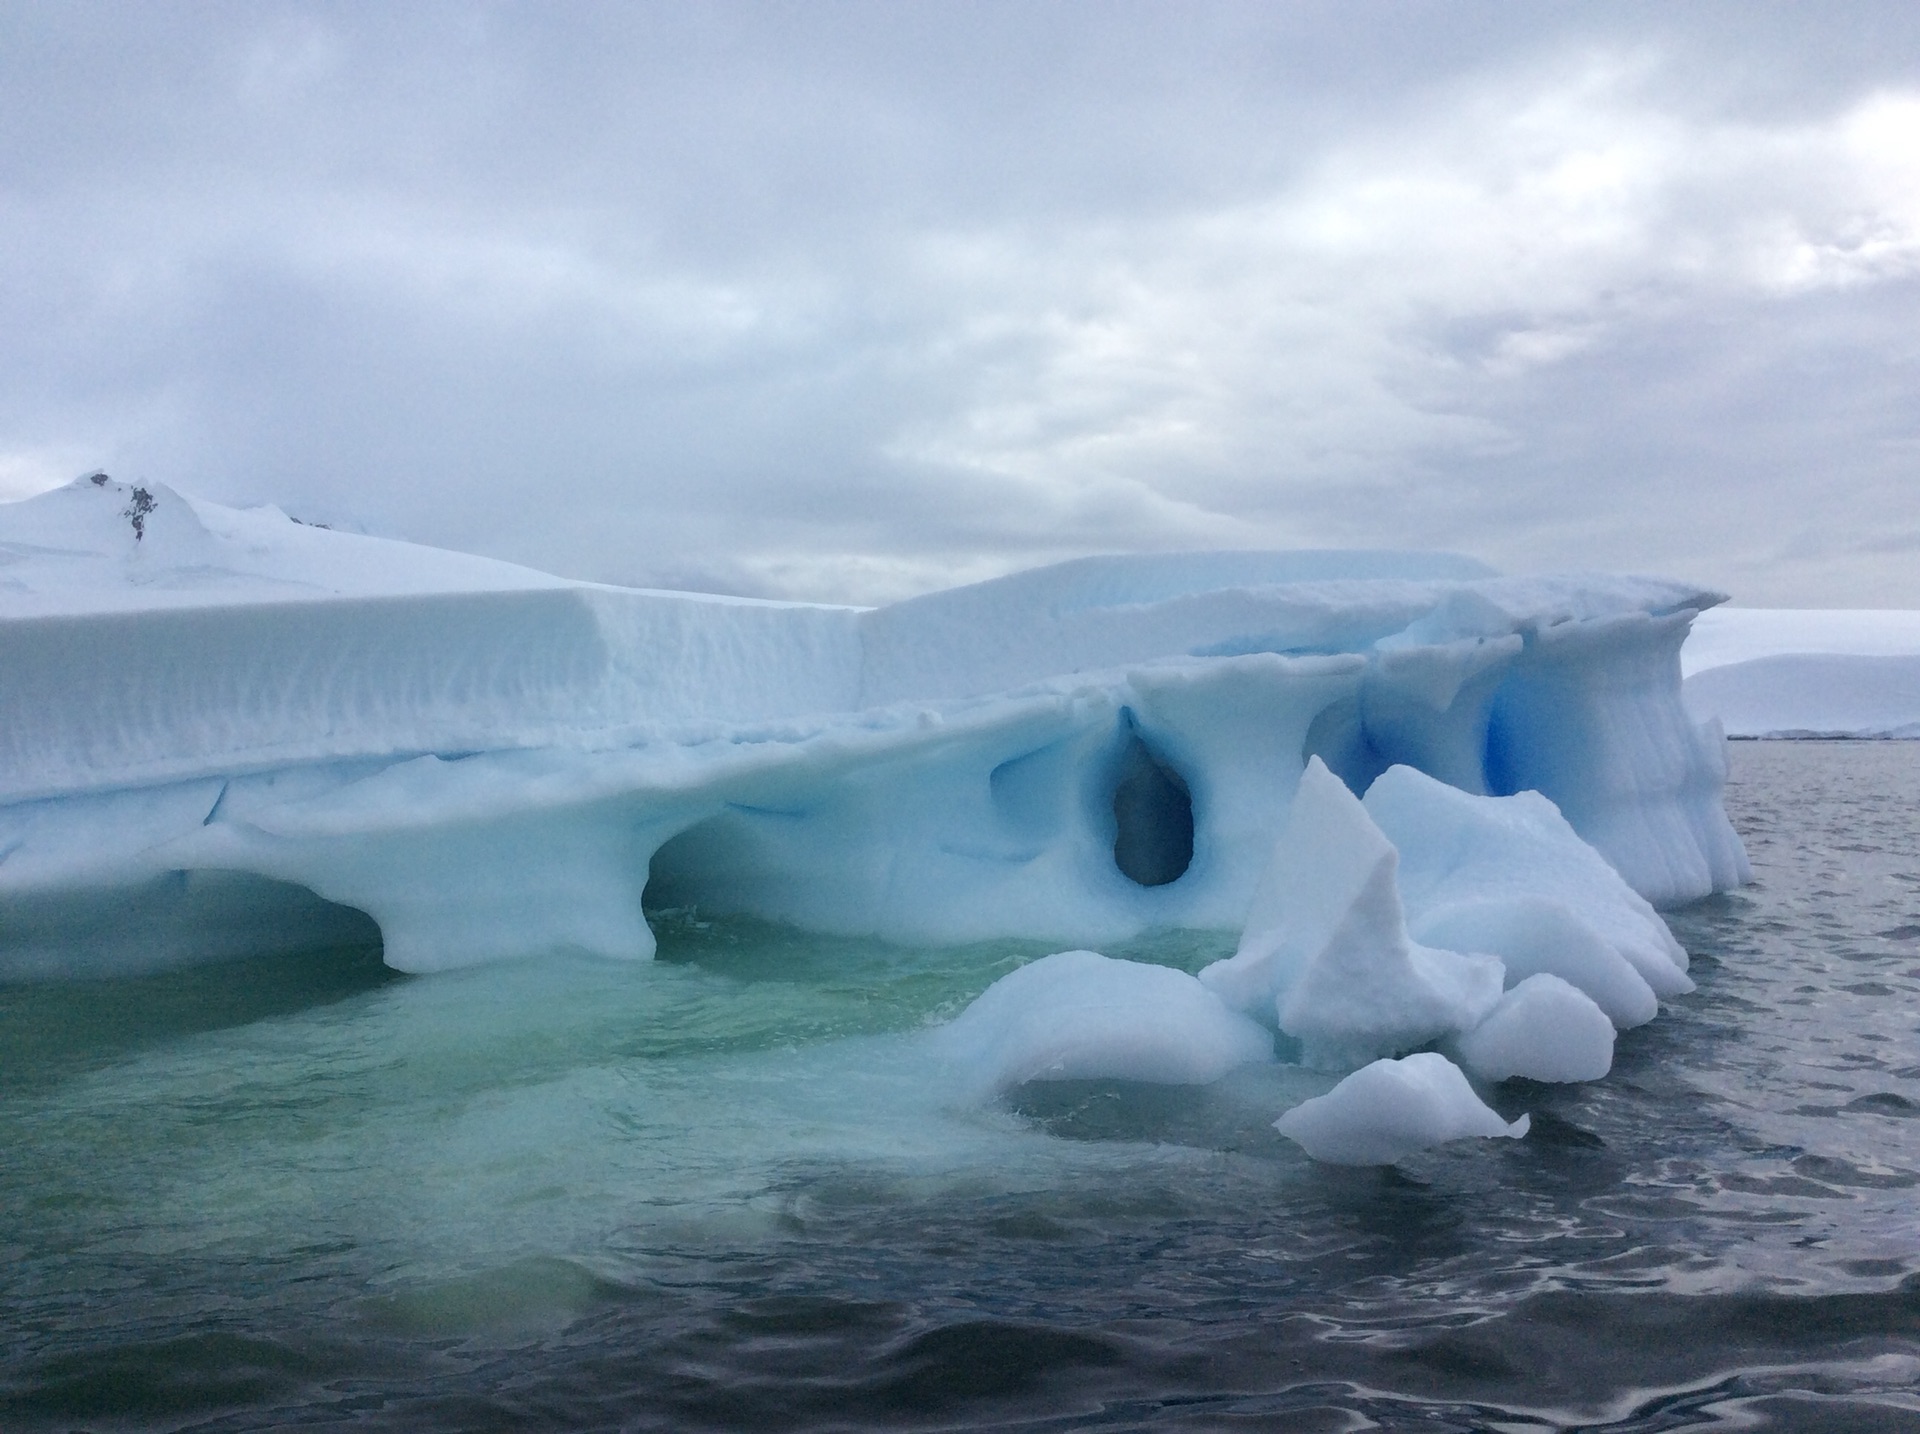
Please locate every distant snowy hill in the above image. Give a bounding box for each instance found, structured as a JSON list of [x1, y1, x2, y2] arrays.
[[1683, 607, 1920, 738], [0, 473, 577, 616]]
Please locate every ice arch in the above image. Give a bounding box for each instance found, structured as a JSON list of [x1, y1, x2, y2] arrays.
[[0, 869, 379, 981]]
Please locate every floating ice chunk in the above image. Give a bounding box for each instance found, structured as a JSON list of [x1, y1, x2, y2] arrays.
[[1200, 757, 1504, 1071], [1413, 896, 1659, 1029], [1450, 974, 1615, 1083], [1364, 764, 1694, 999], [931, 949, 1273, 1102], [1273, 1051, 1529, 1165]]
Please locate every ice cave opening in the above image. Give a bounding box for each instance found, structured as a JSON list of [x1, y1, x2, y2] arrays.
[[3, 869, 382, 981], [1109, 725, 1194, 888]]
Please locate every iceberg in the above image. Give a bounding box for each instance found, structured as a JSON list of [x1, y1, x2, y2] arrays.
[[0, 475, 1749, 984]]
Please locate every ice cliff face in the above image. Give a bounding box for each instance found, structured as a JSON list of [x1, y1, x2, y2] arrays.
[[0, 477, 1748, 980]]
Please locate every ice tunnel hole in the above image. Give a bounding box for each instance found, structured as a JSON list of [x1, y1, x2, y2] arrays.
[[1110, 726, 1193, 888], [0, 869, 384, 985], [642, 814, 740, 920]]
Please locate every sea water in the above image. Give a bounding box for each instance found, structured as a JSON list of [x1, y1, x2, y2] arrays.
[[2, 742, 1918, 1431]]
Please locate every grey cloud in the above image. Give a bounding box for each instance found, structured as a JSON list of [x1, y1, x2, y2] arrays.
[[3, 2, 1919, 604]]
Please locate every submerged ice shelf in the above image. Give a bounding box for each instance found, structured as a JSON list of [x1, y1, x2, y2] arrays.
[[1, 477, 1753, 1162]]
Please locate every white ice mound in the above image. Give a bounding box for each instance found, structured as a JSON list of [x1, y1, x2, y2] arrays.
[[1450, 974, 1615, 1083], [0, 474, 572, 616], [1199, 758, 1504, 1071], [1413, 897, 1658, 1029], [1364, 764, 1696, 1001], [1273, 1052, 1529, 1165], [931, 950, 1274, 1101]]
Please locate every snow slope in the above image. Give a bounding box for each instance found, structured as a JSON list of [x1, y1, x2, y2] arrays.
[[1682, 607, 1920, 737], [2, 476, 1746, 982]]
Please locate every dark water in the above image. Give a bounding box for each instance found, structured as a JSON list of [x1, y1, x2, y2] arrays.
[[4, 742, 1920, 1432]]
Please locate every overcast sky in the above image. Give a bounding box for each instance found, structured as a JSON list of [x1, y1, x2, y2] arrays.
[[3, 2, 1918, 605]]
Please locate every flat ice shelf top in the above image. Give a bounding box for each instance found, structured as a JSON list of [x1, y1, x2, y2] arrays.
[[0, 475, 1728, 808]]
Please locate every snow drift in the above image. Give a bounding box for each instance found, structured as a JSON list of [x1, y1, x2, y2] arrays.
[[2, 475, 1747, 983]]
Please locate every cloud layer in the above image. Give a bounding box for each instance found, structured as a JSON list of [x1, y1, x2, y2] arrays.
[[3, 2, 1918, 604]]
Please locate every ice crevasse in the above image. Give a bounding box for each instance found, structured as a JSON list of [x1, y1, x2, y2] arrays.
[[0, 478, 1749, 1160]]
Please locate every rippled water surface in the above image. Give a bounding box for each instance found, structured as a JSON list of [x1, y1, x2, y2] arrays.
[[4, 741, 1920, 1431]]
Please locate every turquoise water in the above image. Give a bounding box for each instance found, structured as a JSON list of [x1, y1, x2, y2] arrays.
[[4, 742, 1920, 1430]]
